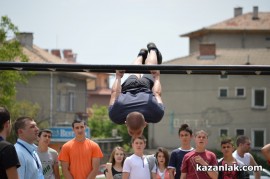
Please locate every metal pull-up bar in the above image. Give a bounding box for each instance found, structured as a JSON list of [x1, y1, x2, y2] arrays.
[[0, 62, 270, 75]]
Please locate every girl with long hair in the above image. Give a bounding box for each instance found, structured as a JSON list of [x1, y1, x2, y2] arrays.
[[105, 146, 126, 179]]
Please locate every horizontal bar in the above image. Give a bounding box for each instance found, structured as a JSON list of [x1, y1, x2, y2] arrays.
[[0, 62, 270, 75]]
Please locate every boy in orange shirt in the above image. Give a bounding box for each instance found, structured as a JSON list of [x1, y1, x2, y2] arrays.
[[58, 119, 103, 179]]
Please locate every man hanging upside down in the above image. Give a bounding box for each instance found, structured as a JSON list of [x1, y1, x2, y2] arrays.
[[109, 42, 165, 138]]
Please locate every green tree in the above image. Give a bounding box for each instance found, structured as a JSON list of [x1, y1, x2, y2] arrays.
[[0, 16, 39, 143], [88, 104, 149, 152], [88, 104, 113, 138], [7, 101, 41, 143], [0, 16, 30, 107], [88, 104, 131, 146]]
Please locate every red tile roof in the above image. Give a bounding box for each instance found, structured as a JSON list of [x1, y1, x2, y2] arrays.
[[181, 12, 270, 37], [20, 45, 96, 78]]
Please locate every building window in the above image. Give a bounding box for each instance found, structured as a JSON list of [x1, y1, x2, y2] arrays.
[[87, 79, 96, 90], [219, 88, 228, 97], [68, 91, 75, 112], [252, 88, 267, 109], [57, 91, 75, 112], [235, 87, 245, 97], [57, 91, 67, 112], [220, 129, 228, 137], [251, 129, 266, 149], [236, 129, 244, 136]]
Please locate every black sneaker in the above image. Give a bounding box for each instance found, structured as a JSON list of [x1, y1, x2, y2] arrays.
[[137, 48, 148, 64], [147, 42, 162, 64]]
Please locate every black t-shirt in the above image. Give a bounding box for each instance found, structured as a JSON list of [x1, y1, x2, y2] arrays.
[[0, 140, 21, 179], [109, 91, 165, 124], [104, 166, 122, 179], [168, 148, 193, 179]]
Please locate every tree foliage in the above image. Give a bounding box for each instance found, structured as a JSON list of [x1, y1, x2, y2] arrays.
[[0, 16, 39, 143], [88, 104, 131, 146], [0, 16, 28, 61], [88, 104, 149, 151], [0, 16, 30, 108], [7, 101, 41, 143]]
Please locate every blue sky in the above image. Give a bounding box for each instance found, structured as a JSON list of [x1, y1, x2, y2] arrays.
[[1, 0, 269, 65]]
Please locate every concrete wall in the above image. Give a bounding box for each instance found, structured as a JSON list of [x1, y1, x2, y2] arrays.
[[189, 32, 270, 53], [16, 72, 88, 126], [150, 74, 270, 150]]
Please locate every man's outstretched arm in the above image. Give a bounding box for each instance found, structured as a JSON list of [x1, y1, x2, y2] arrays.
[[151, 70, 163, 104], [109, 70, 124, 106], [262, 144, 270, 161]]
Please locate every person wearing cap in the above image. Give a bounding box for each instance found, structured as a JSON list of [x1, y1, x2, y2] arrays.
[[0, 107, 20, 179], [109, 42, 165, 138]]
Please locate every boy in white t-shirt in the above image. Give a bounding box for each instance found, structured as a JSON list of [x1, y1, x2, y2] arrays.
[[122, 135, 156, 179]]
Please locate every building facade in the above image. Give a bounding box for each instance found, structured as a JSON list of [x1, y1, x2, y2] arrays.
[[149, 7, 270, 151], [15, 32, 96, 127]]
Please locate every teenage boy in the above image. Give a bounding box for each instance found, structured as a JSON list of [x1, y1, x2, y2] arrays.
[[168, 124, 194, 179], [181, 130, 218, 179], [58, 119, 103, 179], [0, 107, 20, 179], [218, 138, 245, 179], [37, 129, 60, 179], [122, 135, 156, 179]]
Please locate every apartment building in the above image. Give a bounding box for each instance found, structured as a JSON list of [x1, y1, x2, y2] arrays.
[[149, 7, 270, 150]]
